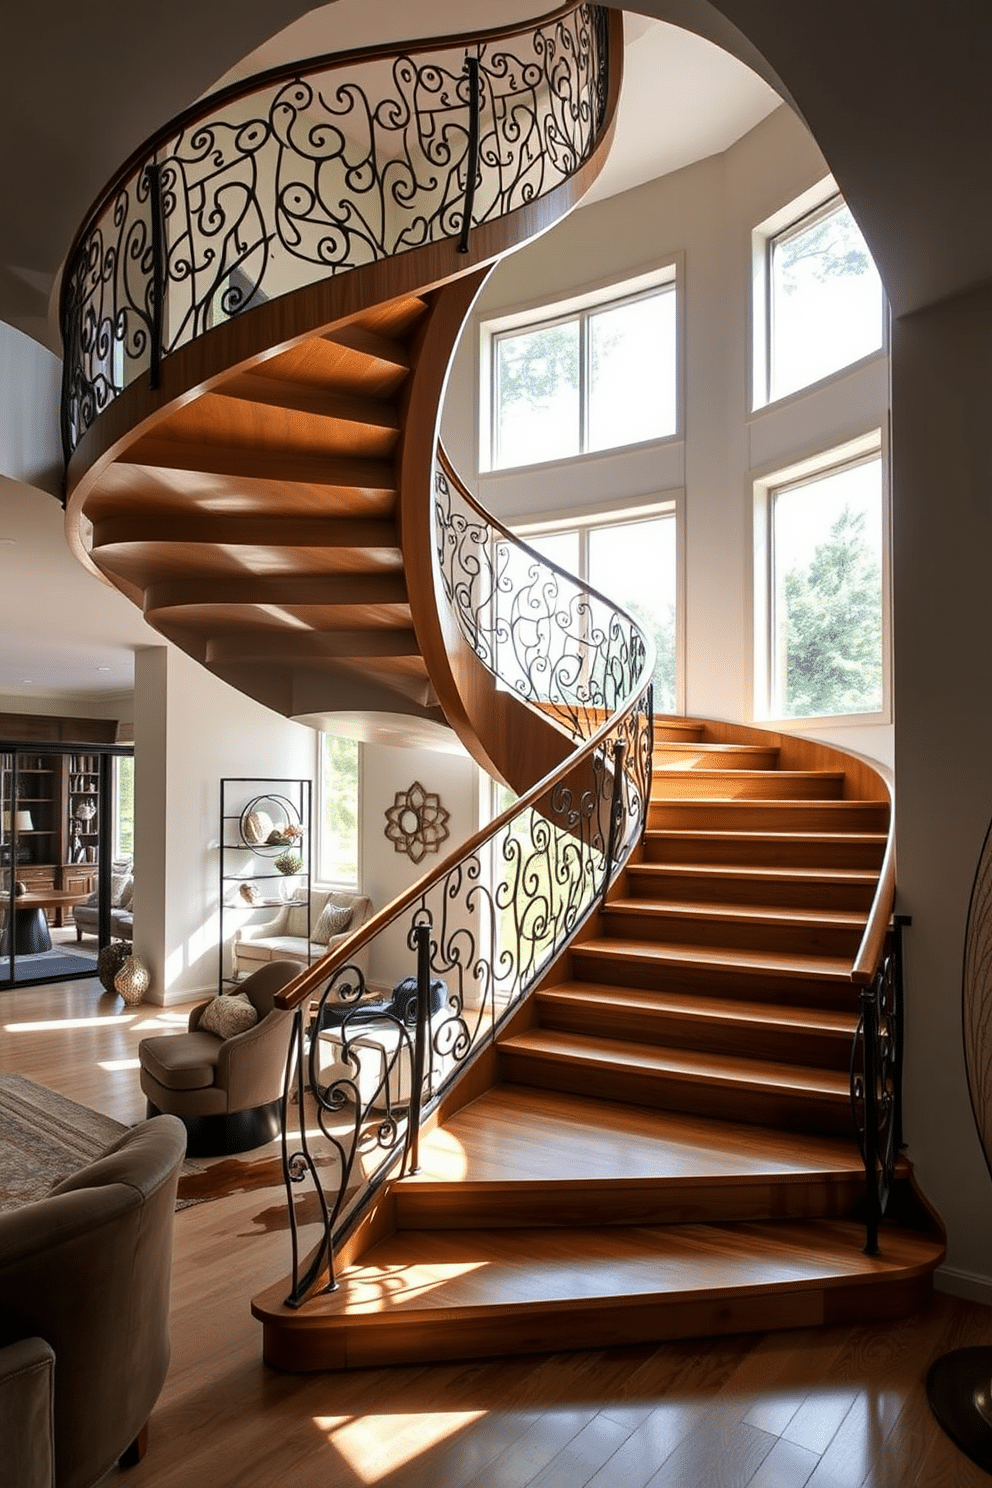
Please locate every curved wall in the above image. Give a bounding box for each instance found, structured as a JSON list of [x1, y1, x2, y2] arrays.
[[442, 102, 892, 766]]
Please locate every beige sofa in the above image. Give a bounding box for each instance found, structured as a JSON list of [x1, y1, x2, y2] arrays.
[[0, 1115, 187, 1488], [231, 888, 373, 981]]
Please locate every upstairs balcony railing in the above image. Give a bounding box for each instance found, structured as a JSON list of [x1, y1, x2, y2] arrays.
[[59, 2, 611, 459], [274, 451, 653, 1304]]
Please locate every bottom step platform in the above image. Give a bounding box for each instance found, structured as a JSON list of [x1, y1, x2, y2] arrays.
[[253, 1217, 944, 1371]]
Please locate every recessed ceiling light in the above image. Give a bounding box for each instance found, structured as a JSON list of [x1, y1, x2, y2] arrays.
[[97, 666, 111, 672]]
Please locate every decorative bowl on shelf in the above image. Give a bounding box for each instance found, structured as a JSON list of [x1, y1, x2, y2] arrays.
[[273, 849, 304, 876]]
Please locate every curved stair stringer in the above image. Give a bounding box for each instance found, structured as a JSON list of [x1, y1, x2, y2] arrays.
[[396, 271, 586, 790]]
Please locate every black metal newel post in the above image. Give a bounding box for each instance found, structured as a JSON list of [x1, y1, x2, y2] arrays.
[[457, 55, 481, 254], [892, 914, 911, 1157], [600, 738, 626, 910], [860, 985, 881, 1256], [408, 923, 432, 1173], [146, 160, 165, 389]]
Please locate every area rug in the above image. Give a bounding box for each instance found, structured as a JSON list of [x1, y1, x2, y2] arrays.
[[3, 951, 100, 984], [0, 1074, 201, 1211]]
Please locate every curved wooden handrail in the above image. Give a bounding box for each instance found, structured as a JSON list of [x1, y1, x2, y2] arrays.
[[850, 766, 896, 986]]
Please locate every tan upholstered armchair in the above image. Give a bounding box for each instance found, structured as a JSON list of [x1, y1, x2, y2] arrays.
[[0, 1115, 187, 1488], [138, 959, 299, 1155]]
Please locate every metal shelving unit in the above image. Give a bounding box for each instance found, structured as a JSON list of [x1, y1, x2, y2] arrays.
[[218, 777, 312, 991]]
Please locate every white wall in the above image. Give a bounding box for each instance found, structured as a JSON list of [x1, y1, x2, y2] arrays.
[[359, 738, 481, 991], [133, 645, 316, 1005], [892, 285, 992, 1298], [0, 323, 61, 498], [442, 103, 893, 767]]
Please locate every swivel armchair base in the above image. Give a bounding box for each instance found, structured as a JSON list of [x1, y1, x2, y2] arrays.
[[146, 1097, 281, 1158]]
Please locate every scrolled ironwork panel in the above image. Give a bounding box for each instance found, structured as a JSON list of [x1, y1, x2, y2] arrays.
[[62, 4, 610, 454], [280, 690, 651, 1303], [433, 460, 650, 740]]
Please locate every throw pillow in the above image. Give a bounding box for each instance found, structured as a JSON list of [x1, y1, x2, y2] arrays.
[[110, 872, 131, 907], [117, 876, 134, 910], [199, 992, 258, 1040], [312, 901, 354, 945]]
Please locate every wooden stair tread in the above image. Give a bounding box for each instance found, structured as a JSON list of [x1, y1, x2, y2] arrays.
[[649, 800, 886, 818], [407, 1085, 865, 1188], [651, 773, 844, 797], [644, 828, 887, 845], [604, 897, 868, 930], [500, 1028, 852, 1099], [573, 937, 853, 980], [536, 982, 859, 1035], [652, 742, 779, 758], [280, 1218, 943, 1322], [629, 863, 877, 885]]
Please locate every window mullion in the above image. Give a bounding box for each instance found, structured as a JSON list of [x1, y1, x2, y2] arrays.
[[579, 311, 589, 455]]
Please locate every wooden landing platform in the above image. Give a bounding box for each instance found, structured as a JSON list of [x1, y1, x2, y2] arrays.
[[253, 1216, 944, 1372]]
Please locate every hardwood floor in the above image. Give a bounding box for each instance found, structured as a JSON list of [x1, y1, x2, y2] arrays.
[[2, 973, 990, 1486]]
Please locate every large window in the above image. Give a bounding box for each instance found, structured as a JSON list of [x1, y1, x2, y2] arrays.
[[489, 276, 677, 470], [756, 438, 886, 722], [113, 755, 134, 860], [754, 189, 884, 406], [516, 505, 679, 711], [318, 734, 360, 886]]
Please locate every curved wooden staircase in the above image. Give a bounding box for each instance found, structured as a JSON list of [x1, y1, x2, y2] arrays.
[[252, 718, 942, 1370], [59, 5, 942, 1373]]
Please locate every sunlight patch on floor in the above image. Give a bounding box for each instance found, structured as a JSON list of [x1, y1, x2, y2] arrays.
[[315, 1409, 486, 1482], [4, 1014, 138, 1032], [133, 1011, 189, 1029], [98, 1057, 141, 1071]]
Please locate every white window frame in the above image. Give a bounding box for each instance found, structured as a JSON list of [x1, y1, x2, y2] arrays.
[[512, 490, 685, 714], [480, 262, 681, 474], [751, 178, 887, 412], [752, 429, 890, 729], [315, 733, 362, 890]]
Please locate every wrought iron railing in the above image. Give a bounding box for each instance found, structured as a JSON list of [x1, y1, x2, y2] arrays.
[[433, 450, 648, 741], [59, 2, 610, 459], [850, 914, 909, 1255], [277, 450, 652, 1305]]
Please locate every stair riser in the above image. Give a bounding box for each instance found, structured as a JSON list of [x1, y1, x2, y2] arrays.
[[534, 996, 855, 1070], [654, 724, 704, 743], [648, 802, 888, 832], [393, 1175, 864, 1230], [642, 834, 886, 870], [650, 773, 843, 801], [259, 1274, 934, 1372], [500, 1048, 855, 1136], [570, 946, 857, 1008], [652, 746, 779, 771], [600, 909, 864, 958], [625, 868, 875, 912]]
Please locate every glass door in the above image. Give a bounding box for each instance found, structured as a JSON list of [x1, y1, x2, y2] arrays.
[[0, 743, 133, 989], [0, 750, 13, 985]]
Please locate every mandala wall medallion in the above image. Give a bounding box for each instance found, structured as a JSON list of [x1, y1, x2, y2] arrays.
[[384, 782, 450, 864]]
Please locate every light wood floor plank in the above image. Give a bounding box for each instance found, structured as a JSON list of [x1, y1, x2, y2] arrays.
[[3, 974, 991, 1488]]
